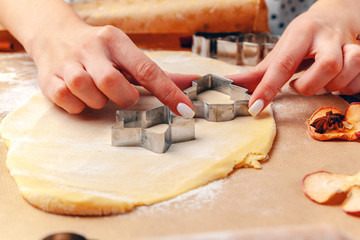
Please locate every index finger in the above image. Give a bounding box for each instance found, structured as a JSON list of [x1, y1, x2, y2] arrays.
[[108, 30, 195, 118], [248, 33, 311, 116]]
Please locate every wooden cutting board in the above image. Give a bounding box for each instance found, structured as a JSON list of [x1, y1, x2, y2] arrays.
[[1, 52, 360, 240]]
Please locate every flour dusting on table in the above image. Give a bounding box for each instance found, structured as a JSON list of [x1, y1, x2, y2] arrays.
[[0, 53, 38, 115], [136, 179, 224, 215]]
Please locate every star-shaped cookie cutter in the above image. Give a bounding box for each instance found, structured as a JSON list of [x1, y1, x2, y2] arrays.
[[183, 74, 251, 122], [111, 106, 195, 153]]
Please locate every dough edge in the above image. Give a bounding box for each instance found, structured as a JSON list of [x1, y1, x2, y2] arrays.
[[1, 94, 275, 216]]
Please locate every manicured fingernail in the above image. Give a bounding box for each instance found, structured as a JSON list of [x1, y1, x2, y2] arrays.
[[248, 99, 264, 117], [177, 103, 195, 118], [331, 91, 341, 95], [315, 88, 327, 95]]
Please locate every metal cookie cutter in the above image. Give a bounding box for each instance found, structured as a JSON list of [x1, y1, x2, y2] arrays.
[[192, 32, 279, 66], [111, 106, 195, 153], [191, 32, 242, 59], [183, 74, 251, 122]]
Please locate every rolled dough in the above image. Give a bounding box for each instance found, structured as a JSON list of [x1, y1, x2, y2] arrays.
[[0, 51, 276, 215]]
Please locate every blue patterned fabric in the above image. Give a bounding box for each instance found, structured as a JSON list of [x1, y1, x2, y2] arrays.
[[266, 0, 317, 35]]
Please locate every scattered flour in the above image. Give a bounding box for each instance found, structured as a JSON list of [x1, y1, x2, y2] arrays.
[[136, 179, 224, 215], [0, 53, 39, 114], [1, 83, 38, 113]]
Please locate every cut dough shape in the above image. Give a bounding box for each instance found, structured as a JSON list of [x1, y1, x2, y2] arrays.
[[0, 51, 276, 215], [197, 90, 234, 104]]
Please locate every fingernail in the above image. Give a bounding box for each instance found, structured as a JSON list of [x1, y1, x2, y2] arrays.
[[331, 91, 341, 96], [248, 99, 264, 117], [177, 103, 195, 118], [315, 88, 327, 95]]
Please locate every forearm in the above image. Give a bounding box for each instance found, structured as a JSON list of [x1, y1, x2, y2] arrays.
[[0, 0, 86, 57]]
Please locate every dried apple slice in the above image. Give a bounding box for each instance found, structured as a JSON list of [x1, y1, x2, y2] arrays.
[[307, 103, 360, 141], [343, 186, 360, 217], [343, 103, 360, 139], [302, 171, 360, 216], [302, 171, 352, 204]]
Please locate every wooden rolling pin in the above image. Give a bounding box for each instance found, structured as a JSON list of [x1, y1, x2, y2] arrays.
[[0, 0, 269, 50], [70, 0, 269, 34]]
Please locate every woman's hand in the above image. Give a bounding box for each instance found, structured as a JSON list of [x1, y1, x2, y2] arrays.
[[226, 0, 360, 116], [0, 0, 196, 117], [31, 24, 196, 116]]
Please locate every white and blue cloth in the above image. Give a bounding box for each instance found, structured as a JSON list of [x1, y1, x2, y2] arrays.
[[266, 0, 317, 34]]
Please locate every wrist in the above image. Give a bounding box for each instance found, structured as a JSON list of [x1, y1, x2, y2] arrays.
[[15, 1, 87, 60], [307, 0, 360, 42], [26, 16, 88, 63]]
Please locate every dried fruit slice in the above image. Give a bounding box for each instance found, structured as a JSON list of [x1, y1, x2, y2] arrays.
[[344, 103, 360, 139], [302, 171, 360, 216], [343, 186, 360, 217], [302, 171, 352, 204], [307, 103, 360, 141]]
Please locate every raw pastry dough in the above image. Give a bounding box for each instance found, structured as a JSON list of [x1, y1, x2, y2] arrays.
[[0, 51, 276, 215]]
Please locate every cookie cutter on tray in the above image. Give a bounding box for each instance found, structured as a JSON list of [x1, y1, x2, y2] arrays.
[[183, 74, 251, 122], [192, 32, 279, 66], [111, 106, 195, 153]]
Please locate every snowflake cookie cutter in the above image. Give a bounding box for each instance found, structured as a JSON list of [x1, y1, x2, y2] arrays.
[[111, 106, 195, 153], [183, 74, 251, 122]]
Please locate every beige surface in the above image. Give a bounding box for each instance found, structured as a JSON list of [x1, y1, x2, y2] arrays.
[[145, 224, 353, 240], [1, 52, 360, 239], [70, 0, 269, 34]]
